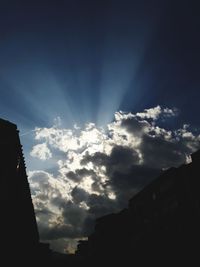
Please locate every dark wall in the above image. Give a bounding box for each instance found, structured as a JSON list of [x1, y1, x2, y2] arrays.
[[76, 150, 200, 266], [0, 119, 42, 264]]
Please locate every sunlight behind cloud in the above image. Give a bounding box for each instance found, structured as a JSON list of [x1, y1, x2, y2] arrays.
[[30, 143, 52, 160], [28, 106, 200, 253]]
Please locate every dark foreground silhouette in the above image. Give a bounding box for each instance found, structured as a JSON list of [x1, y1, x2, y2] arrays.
[[0, 119, 51, 266], [76, 150, 200, 266], [1, 118, 200, 266]]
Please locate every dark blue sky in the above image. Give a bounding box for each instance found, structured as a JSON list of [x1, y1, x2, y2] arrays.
[[0, 0, 199, 131]]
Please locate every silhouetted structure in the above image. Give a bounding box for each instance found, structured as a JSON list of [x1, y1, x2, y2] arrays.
[[76, 149, 200, 266], [0, 119, 51, 265]]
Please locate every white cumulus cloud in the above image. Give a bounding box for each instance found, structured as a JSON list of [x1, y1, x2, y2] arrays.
[[30, 143, 52, 160], [136, 105, 177, 120]]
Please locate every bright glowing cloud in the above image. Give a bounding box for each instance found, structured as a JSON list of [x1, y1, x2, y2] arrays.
[[136, 105, 177, 120], [30, 143, 52, 160], [28, 106, 200, 253]]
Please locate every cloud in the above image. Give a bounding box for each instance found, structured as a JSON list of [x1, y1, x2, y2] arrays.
[[87, 193, 119, 218], [136, 105, 177, 120], [66, 168, 96, 182], [50, 238, 82, 254], [71, 187, 89, 204], [30, 143, 52, 160], [28, 106, 200, 253]]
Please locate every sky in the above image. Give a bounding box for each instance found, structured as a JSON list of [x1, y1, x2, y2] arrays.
[[0, 0, 200, 253]]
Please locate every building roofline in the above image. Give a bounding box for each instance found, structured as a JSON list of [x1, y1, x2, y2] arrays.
[[0, 118, 17, 129]]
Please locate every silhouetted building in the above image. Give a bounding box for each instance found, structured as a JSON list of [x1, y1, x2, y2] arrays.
[[76, 240, 89, 258], [76, 149, 200, 266], [0, 119, 51, 265]]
